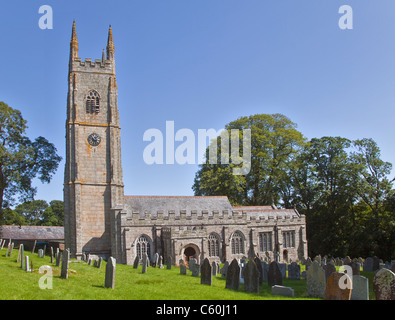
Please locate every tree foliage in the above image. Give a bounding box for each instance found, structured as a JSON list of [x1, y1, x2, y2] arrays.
[[193, 114, 395, 260], [0, 102, 62, 224]]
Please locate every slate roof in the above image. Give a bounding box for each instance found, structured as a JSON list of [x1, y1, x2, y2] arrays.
[[0, 225, 64, 240], [123, 196, 233, 215]]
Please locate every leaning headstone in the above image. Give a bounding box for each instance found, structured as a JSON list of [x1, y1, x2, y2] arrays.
[[373, 268, 395, 300], [56, 251, 61, 267], [288, 262, 301, 280], [200, 258, 212, 286], [306, 261, 326, 298], [225, 259, 240, 291], [142, 253, 148, 274], [60, 249, 70, 279], [31, 240, 36, 253], [324, 272, 352, 300], [17, 244, 23, 263], [5, 242, 11, 257], [268, 261, 282, 287], [133, 255, 139, 269], [244, 260, 259, 293], [272, 285, 294, 298], [351, 275, 369, 300], [104, 257, 116, 289]]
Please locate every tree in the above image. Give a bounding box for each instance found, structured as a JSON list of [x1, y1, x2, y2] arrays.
[[193, 114, 306, 206], [14, 200, 48, 225], [0, 102, 62, 224]]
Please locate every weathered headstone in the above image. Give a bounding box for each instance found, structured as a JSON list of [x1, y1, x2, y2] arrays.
[[288, 262, 300, 280], [19, 244, 24, 269], [212, 261, 217, 276], [17, 244, 23, 263], [373, 268, 395, 300], [363, 257, 373, 272], [191, 261, 200, 277], [153, 253, 159, 267], [31, 240, 36, 253], [324, 272, 352, 300], [200, 258, 212, 286], [60, 249, 70, 279], [272, 285, 294, 298], [351, 275, 369, 300], [50, 247, 54, 264], [268, 261, 282, 287], [225, 259, 240, 291], [158, 256, 164, 269], [104, 257, 116, 289], [254, 257, 263, 285], [221, 261, 229, 277], [142, 253, 148, 274], [25, 255, 30, 272], [180, 263, 187, 275], [244, 260, 259, 293], [350, 262, 360, 275], [323, 263, 336, 281], [97, 257, 103, 269], [306, 261, 326, 298], [38, 249, 44, 258], [372, 256, 380, 272], [261, 261, 268, 282], [189, 258, 197, 271], [133, 255, 139, 269], [56, 251, 61, 267], [166, 255, 172, 270]]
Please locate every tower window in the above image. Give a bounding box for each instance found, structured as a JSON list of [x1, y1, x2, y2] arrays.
[[86, 90, 100, 114]]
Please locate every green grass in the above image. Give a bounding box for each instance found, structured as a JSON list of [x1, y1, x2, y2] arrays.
[[0, 249, 375, 300]]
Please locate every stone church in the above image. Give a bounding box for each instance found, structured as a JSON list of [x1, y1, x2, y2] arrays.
[[64, 22, 308, 266]]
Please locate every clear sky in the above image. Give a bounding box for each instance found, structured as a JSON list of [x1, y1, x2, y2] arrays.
[[1, 1, 395, 203]]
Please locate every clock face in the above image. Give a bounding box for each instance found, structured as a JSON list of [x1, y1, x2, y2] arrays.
[[87, 133, 101, 147]]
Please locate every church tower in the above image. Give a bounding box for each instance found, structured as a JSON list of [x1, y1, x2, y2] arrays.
[[64, 21, 124, 259]]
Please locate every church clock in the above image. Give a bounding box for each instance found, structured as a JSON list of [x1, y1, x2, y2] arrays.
[[87, 133, 101, 146]]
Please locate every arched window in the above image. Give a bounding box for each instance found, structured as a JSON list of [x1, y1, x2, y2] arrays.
[[86, 90, 100, 114], [136, 235, 151, 261], [230, 231, 245, 255], [208, 233, 220, 257]]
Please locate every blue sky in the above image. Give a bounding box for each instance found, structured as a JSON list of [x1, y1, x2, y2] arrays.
[[1, 1, 395, 203]]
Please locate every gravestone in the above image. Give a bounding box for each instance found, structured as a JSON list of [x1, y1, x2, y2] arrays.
[[306, 261, 326, 298], [17, 244, 23, 263], [180, 263, 187, 275], [133, 255, 139, 269], [19, 244, 24, 269], [350, 262, 361, 275], [225, 259, 240, 291], [244, 260, 259, 293], [38, 249, 44, 258], [191, 261, 200, 277], [189, 258, 197, 271], [323, 263, 336, 281], [158, 256, 164, 269], [261, 261, 268, 282], [56, 251, 61, 267], [200, 258, 212, 285], [363, 257, 373, 272], [276, 262, 286, 279], [351, 275, 369, 300], [153, 253, 159, 267], [166, 256, 172, 270], [288, 262, 300, 280], [50, 247, 54, 264], [324, 272, 352, 300], [142, 253, 148, 274], [268, 261, 282, 287], [372, 256, 380, 272], [221, 261, 229, 277], [105, 257, 116, 289], [272, 285, 294, 298], [97, 257, 103, 269], [212, 261, 217, 276], [254, 257, 263, 285], [373, 268, 395, 300], [305, 257, 312, 270], [60, 249, 70, 279], [25, 256, 30, 272]]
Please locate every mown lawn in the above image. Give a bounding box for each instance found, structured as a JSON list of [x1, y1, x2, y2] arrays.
[[0, 248, 375, 300]]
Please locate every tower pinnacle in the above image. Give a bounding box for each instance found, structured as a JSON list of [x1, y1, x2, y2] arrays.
[[106, 25, 115, 61], [70, 20, 79, 61]]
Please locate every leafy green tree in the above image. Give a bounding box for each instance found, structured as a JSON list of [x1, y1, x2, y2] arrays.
[[14, 200, 48, 225], [0, 102, 62, 224], [193, 114, 306, 206], [41, 200, 64, 226]]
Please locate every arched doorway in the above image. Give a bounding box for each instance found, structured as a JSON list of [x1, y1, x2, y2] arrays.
[[181, 244, 200, 267]]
